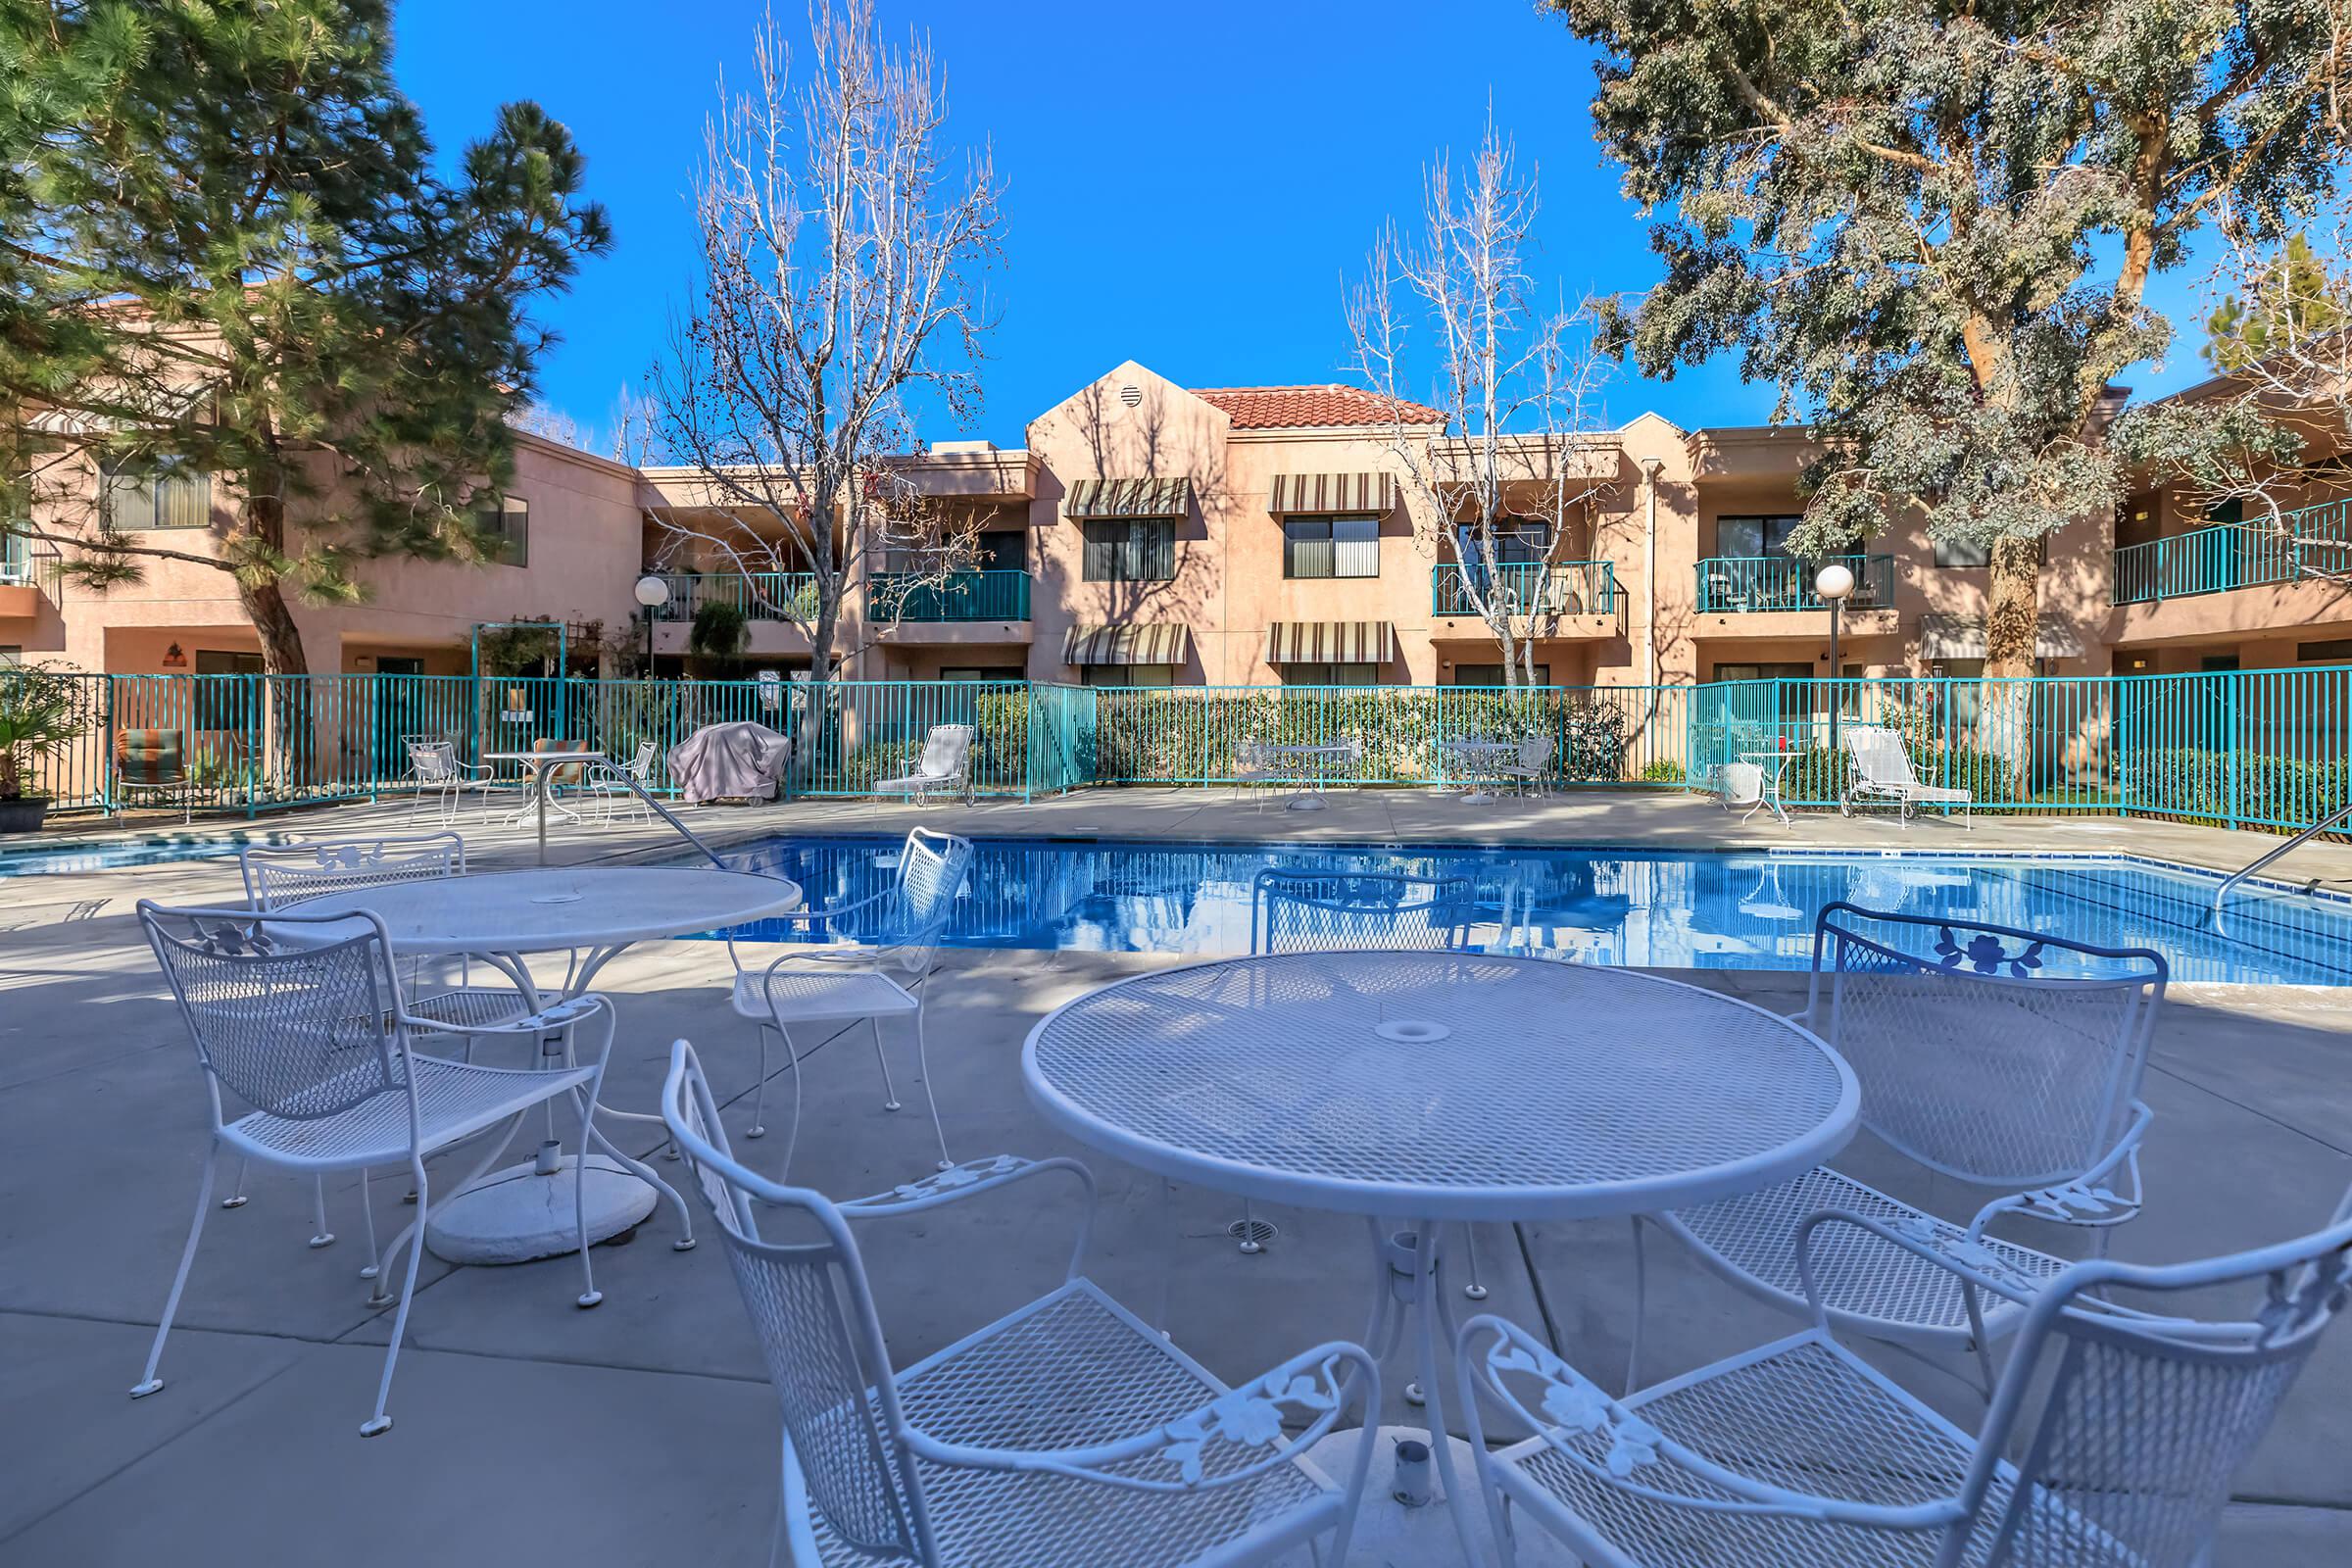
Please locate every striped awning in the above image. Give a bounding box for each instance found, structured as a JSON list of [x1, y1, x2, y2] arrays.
[[1064, 477, 1192, 519], [1919, 612, 2084, 662], [1063, 622, 1191, 665], [1264, 620, 1396, 665], [1265, 471, 1396, 515]]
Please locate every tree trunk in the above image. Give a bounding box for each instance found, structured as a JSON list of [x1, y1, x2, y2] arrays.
[[1978, 534, 2041, 791], [238, 576, 309, 675]]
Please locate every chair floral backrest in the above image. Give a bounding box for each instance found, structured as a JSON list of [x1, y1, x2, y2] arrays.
[[241, 833, 466, 910], [406, 738, 461, 784], [1810, 903, 2167, 1188]]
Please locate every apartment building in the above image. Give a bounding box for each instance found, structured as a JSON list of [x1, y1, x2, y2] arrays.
[[10, 357, 2351, 685]]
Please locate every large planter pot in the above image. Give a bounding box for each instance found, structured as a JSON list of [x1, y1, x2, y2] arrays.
[[0, 796, 50, 834]]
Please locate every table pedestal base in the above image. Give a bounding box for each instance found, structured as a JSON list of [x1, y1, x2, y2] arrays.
[[425, 1154, 658, 1264], [1284, 794, 1329, 812], [1300, 1425, 1575, 1568]]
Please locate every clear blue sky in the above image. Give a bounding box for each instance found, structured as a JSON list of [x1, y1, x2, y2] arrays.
[[392, 0, 2221, 451]]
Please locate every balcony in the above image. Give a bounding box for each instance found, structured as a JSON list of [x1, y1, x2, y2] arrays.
[[1431, 561, 1619, 617], [1694, 554, 1894, 613], [0, 536, 61, 617], [869, 568, 1032, 622], [2113, 501, 2352, 606], [650, 571, 817, 622]]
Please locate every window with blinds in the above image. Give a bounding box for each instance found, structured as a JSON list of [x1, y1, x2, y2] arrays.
[[474, 495, 530, 566], [1283, 516, 1380, 579], [1081, 519, 1175, 582], [1278, 662, 1381, 686], [102, 459, 211, 530]]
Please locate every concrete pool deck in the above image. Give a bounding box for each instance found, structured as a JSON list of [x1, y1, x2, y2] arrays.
[[3, 787, 2350, 1564]]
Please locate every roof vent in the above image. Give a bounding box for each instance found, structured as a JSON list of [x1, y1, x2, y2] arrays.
[[1119, 383, 1143, 409]]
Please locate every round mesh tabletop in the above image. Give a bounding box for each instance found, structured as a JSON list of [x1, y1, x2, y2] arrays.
[[1024, 953, 1858, 1221], [287, 868, 802, 955]]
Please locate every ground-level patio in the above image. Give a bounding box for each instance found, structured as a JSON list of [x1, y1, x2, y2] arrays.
[[2, 787, 2348, 1564]]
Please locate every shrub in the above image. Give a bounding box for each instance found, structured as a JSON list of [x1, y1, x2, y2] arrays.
[[1638, 758, 1686, 784], [2122, 747, 2349, 826]]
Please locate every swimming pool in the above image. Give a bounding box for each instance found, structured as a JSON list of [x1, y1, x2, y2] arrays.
[[703, 837, 2352, 987], [0, 833, 277, 877]]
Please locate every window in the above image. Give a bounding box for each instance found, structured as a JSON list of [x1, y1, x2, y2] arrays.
[[1080, 663, 1175, 687], [2298, 639, 2352, 663], [1081, 519, 1175, 582], [193, 649, 263, 729], [1279, 662, 1381, 686], [940, 665, 1027, 682], [1934, 537, 1991, 567], [975, 532, 1025, 571], [1715, 515, 1801, 558], [102, 458, 210, 530], [1454, 663, 1550, 686], [1283, 516, 1380, 578], [474, 495, 529, 566], [1453, 520, 1551, 566], [1711, 662, 1812, 684]]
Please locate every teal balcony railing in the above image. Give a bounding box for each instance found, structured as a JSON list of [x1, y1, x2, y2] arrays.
[[1694, 553, 1894, 613], [869, 568, 1032, 622], [2113, 499, 2352, 606], [650, 571, 817, 621], [1431, 561, 1620, 616]]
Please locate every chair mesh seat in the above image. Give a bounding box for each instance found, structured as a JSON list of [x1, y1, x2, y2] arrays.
[[1667, 1165, 2070, 1336], [802, 1281, 1327, 1568], [407, 986, 534, 1032], [1496, 1336, 2130, 1568], [226, 1056, 595, 1164], [734, 967, 916, 1024]]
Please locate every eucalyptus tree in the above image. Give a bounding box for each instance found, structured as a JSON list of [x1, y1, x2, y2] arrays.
[[1547, 0, 2345, 675], [0, 0, 609, 675]]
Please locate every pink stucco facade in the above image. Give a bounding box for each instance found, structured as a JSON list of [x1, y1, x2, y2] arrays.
[[12, 359, 2352, 685]]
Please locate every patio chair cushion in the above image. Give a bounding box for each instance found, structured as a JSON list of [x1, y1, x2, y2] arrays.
[[1489, 1332, 2067, 1568], [220, 1055, 598, 1166], [800, 1279, 1330, 1568], [1659, 1165, 2068, 1341], [732, 965, 917, 1024], [116, 728, 185, 786]]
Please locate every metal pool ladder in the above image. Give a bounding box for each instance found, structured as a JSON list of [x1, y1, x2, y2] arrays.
[[2211, 801, 2352, 924]]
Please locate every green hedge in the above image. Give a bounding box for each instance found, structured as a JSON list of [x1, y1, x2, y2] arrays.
[[2121, 747, 2349, 826]]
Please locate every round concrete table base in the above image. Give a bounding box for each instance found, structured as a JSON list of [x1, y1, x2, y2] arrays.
[[1300, 1424, 1577, 1567], [424, 1155, 658, 1264]]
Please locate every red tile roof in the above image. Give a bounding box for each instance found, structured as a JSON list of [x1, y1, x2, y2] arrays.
[[1191, 384, 1447, 430]]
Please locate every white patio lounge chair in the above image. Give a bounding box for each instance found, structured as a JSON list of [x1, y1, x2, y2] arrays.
[[1494, 735, 1555, 796], [1842, 722, 1973, 826], [727, 827, 974, 1174], [1458, 1180, 2352, 1568], [132, 904, 622, 1437], [1625, 903, 2168, 1396], [659, 1040, 1381, 1568], [874, 723, 974, 807]]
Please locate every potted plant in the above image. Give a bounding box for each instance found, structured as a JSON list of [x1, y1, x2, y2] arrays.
[[0, 663, 86, 833]]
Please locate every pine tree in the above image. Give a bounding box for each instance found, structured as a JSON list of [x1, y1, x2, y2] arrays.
[[0, 0, 610, 674], [2204, 234, 2349, 372]]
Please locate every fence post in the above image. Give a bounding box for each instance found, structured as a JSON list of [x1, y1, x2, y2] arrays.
[[245, 675, 261, 819], [2226, 674, 2242, 830]]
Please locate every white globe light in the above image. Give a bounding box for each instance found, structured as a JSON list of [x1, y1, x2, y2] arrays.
[[1814, 562, 1856, 601], [633, 574, 671, 609]]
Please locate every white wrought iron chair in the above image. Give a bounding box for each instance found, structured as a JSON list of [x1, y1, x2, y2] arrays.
[[236, 832, 544, 1236], [133, 903, 619, 1437], [404, 736, 500, 824], [1627, 903, 2169, 1395], [874, 723, 975, 807], [586, 739, 658, 825], [660, 1039, 1381, 1568], [1494, 735, 1555, 797], [727, 827, 975, 1175], [1841, 723, 1975, 827], [1457, 1181, 2352, 1568], [1238, 868, 1499, 1298], [1230, 738, 1280, 811]]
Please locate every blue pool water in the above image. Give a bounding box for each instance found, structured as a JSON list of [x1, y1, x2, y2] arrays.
[[0, 834, 274, 877], [705, 837, 2352, 988]]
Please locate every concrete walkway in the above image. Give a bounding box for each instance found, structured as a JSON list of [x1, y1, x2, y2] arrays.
[[1, 790, 2349, 1564]]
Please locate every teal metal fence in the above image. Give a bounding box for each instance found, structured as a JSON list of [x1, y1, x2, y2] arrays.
[[1430, 562, 1620, 615], [2112, 499, 2352, 606], [7, 665, 2346, 832], [869, 569, 1032, 622], [1693, 553, 1894, 612]]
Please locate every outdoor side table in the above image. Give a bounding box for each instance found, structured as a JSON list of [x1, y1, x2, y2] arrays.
[[1737, 749, 1794, 826], [482, 749, 605, 863], [1024, 951, 1857, 1568], [288, 867, 802, 1263]]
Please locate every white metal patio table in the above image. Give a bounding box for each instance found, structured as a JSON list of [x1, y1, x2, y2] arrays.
[[287, 867, 802, 1263], [1444, 739, 1515, 800], [1737, 748, 1794, 826], [1266, 741, 1356, 811], [1023, 950, 1858, 1567], [482, 748, 604, 862]]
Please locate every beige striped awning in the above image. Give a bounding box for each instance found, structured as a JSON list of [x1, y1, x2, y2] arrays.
[[1063, 477, 1193, 519], [1265, 471, 1396, 515], [1063, 622, 1192, 665], [1264, 620, 1396, 665]]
